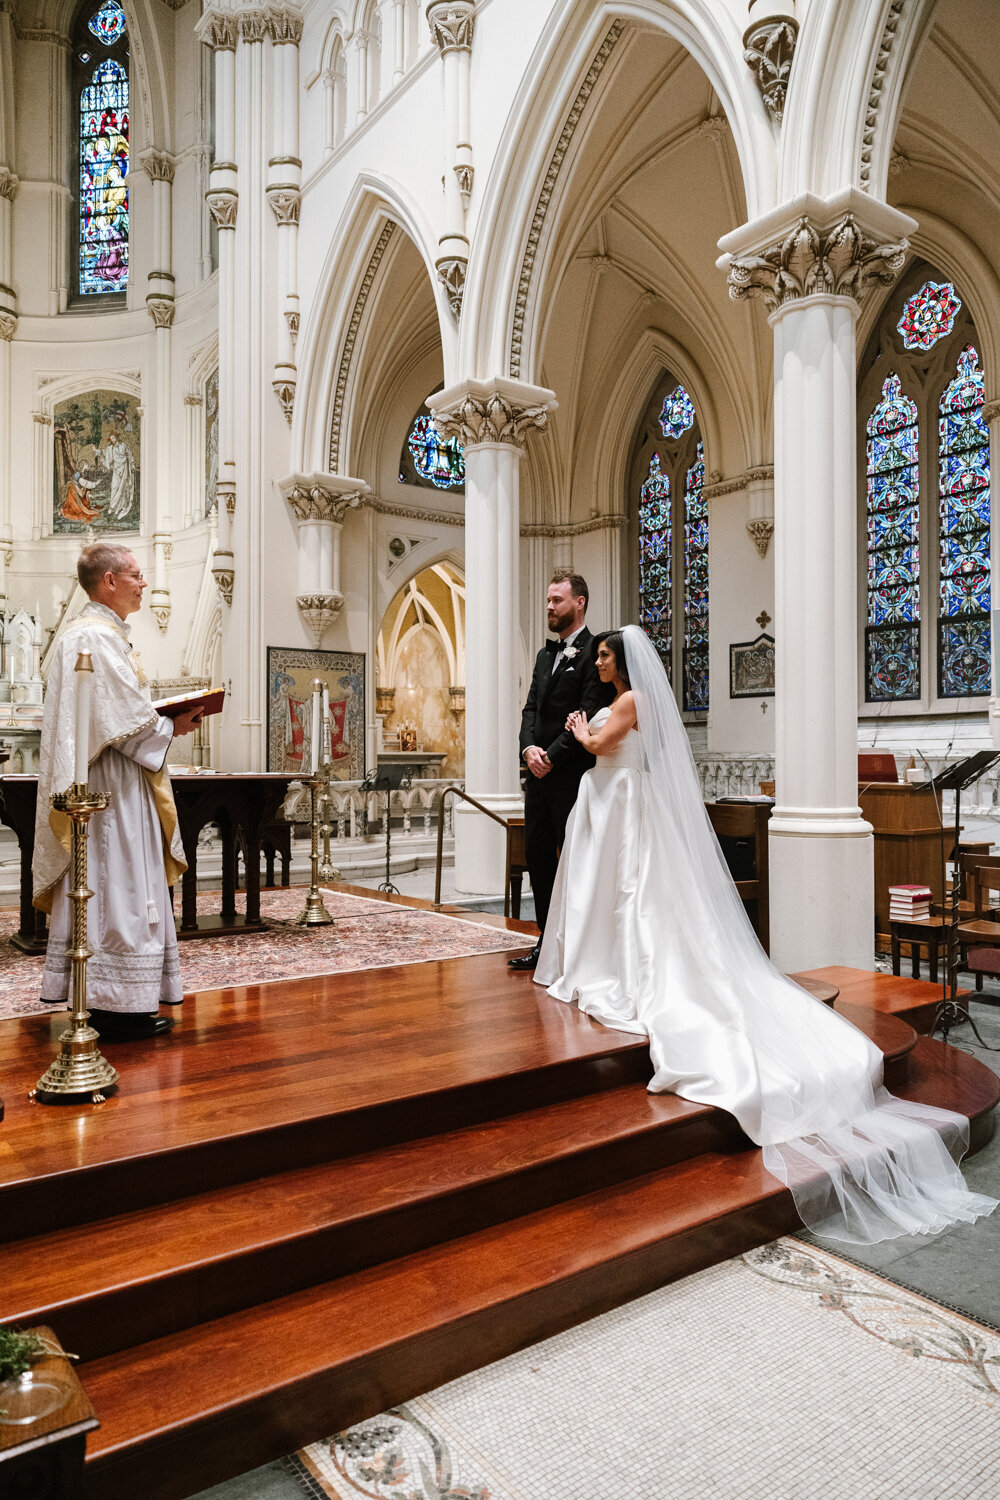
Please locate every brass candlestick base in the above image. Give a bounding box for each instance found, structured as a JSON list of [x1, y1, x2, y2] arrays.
[[317, 762, 341, 885], [34, 785, 119, 1104], [295, 777, 334, 926]]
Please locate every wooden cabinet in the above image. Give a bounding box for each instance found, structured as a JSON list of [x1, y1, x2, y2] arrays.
[[859, 782, 949, 941]]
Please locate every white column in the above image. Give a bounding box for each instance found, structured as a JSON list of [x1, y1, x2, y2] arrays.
[[140, 149, 176, 635], [267, 6, 303, 426], [985, 398, 1000, 747], [183, 393, 203, 527], [0, 168, 17, 592], [354, 31, 370, 121], [392, 0, 406, 80], [719, 190, 916, 971], [277, 472, 368, 647], [430, 377, 557, 894], [426, 2, 474, 316]]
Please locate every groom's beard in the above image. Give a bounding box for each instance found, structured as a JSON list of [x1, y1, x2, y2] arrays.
[[547, 606, 577, 635]]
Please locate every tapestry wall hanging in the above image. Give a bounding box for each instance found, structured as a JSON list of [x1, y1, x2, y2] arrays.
[[729, 633, 775, 698], [267, 647, 365, 779], [52, 388, 141, 533]]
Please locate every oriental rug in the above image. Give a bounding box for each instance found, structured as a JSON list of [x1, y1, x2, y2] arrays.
[[275, 1236, 1000, 1500], [0, 889, 532, 1021]]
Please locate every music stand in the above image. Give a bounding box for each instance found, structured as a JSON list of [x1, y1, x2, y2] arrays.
[[926, 749, 1000, 1042], [360, 764, 414, 894]]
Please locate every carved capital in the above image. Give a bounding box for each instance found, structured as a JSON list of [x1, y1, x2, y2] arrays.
[[146, 295, 175, 329], [0, 168, 19, 201], [149, 595, 171, 635], [206, 189, 238, 229], [297, 592, 344, 648], [448, 685, 465, 716], [267, 4, 304, 44], [0, 309, 16, 342], [726, 212, 908, 311], [426, 1, 475, 53], [212, 553, 235, 607], [376, 686, 396, 715], [743, 18, 798, 125], [429, 377, 557, 449], [238, 9, 269, 44], [195, 8, 238, 50], [273, 377, 295, 425], [139, 148, 176, 183], [983, 399, 1000, 426], [746, 517, 774, 558], [266, 186, 300, 225], [282, 476, 364, 523], [435, 255, 466, 316]]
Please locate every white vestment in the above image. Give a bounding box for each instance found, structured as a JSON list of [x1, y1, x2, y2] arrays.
[[33, 602, 187, 1013]]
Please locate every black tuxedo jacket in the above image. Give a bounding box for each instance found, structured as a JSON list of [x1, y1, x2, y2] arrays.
[[519, 627, 602, 778]]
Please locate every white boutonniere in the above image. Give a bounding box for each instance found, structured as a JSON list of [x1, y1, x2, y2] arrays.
[[562, 645, 579, 662]]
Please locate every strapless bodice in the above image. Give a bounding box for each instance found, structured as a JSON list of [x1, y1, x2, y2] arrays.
[[588, 707, 646, 771]]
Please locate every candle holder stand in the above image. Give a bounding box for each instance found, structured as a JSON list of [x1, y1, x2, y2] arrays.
[[295, 776, 334, 926], [33, 784, 118, 1104], [317, 762, 341, 885]]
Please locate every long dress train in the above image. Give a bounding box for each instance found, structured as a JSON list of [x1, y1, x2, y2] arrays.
[[536, 626, 996, 1245]]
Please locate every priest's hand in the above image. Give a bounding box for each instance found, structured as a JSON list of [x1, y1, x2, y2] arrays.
[[172, 707, 204, 737]]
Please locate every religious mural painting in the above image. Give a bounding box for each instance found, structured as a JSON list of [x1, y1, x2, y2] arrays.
[[76, 0, 130, 297], [267, 647, 365, 780], [729, 633, 775, 698], [205, 368, 220, 514], [51, 388, 141, 533]]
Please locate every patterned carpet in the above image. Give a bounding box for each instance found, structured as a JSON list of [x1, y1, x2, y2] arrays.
[[0, 889, 532, 1020], [280, 1237, 1000, 1500]]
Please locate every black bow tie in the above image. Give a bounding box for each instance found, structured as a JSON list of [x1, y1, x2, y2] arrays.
[[548, 638, 567, 653]]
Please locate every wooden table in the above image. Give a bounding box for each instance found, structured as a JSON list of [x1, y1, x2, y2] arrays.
[[0, 773, 295, 946], [0, 1326, 98, 1499]]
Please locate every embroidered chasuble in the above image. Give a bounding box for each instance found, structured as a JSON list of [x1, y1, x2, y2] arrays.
[[33, 601, 187, 1013]]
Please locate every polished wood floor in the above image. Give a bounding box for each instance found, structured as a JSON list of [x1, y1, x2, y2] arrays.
[[0, 931, 997, 1500]]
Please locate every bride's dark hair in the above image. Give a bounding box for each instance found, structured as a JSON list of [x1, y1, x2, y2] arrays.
[[595, 629, 630, 690]]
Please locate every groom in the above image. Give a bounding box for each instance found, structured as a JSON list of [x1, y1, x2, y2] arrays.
[[509, 570, 601, 970]]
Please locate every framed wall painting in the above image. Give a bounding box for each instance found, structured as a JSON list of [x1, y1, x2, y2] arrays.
[[52, 388, 141, 533], [729, 633, 775, 698], [267, 647, 365, 779]]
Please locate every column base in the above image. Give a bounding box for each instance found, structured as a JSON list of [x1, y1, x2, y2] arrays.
[[768, 811, 874, 971], [453, 793, 523, 897]]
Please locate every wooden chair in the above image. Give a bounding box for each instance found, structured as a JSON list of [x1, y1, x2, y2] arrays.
[[706, 802, 770, 955], [505, 817, 527, 920], [956, 866, 1000, 991]]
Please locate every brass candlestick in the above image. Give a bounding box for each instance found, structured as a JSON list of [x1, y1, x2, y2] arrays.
[[33, 784, 118, 1103], [294, 775, 334, 925], [317, 761, 341, 885]]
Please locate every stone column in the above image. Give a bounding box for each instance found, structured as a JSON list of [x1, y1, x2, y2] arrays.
[[140, 149, 177, 635], [0, 167, 17, 595], [277, 472, 368, 646], [430, 377, 557, 893], [392, 0, 406, 81], [984, 397, 1000, 748], [719, 191, 915, 970], [426, 2, 474, 316], [196, 8, 239, 608], [267, 6, 303, 426]]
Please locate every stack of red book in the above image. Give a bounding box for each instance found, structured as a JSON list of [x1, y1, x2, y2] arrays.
[[889, 883, 932, 922]]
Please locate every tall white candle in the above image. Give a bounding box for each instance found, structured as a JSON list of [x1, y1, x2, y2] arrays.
[[322, 685, 330, 764], [310, 679, 321, 774], [74, 650, 93, 786]]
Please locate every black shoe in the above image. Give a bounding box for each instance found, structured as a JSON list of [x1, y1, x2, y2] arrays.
[[508, 943, 541, 971], [89, 1010, 174, 1041]]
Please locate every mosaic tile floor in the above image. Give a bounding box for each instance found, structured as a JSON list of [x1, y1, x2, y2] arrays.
[[195, 1236, 1000, 1500]]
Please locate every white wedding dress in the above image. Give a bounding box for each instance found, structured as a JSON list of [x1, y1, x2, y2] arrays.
[[536, 625, 996, 1244]]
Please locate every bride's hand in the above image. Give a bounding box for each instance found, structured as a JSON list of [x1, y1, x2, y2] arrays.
[[566, 710, 589, 743]]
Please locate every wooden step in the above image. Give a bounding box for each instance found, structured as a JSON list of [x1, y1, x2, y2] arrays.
[[78, 1149, 796, 1500], [1, 1083, 744, 1362], [813, 964, 971, 1034], [892, 1034, 1000, 1151]]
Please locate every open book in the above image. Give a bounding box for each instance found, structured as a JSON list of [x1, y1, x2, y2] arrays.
[[153, 686, 226, 720]]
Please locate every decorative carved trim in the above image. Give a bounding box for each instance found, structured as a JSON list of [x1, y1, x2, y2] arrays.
[[365, 495, 464, 528], [273, 378, 296, 425], [297, 592, 344, 647], [746, 464, 775, 484], [32, 412, 52, 425], [238, 9, 269, 44], [211, 554, 234, 607], [860, 0, 906, 190], [376, 686, 396, 715], [286, 309, 300, 340], [266, 186, 300, 225], [454, 163, 474, 209], [756, 610, 772, 631], [328, 221, 396, 471], [184, 393, 203, 407], [448, 685, 465, 715], [743, 18, 798, 124], [727, 213, 907, 310], [0, 169, 18, 201], [695, 114, 728, 142], [149, 597, 171, 634], [436, 255, 466, 316], [284, 481, 364, 524], [888, 149, 910, 177], [267, 4, 304, 44], [746, 517, 775, 558], [510, 21, 624, 378], [206, 189, 238, 228], [702, 465, 774, 501], [195, 8, 238, 49], [146, 296, 176, 328], [983, 399, 1000, 425], [13, 27, 70, 46], [0, 310, 16, 341], [521, 514, 628, 538], [139, 148, 175, 183], [426, 1, 475, 53], [432, 389, 551, 449]]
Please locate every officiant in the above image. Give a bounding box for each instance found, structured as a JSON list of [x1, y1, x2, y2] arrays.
[[510, 570, 601, 971], [32, 544, 203, 1041]]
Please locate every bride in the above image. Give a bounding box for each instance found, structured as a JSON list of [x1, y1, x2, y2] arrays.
[[535, 624, 996, 1245]]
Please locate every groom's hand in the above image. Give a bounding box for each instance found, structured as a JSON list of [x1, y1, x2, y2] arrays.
[[523, 746, 551, 779]]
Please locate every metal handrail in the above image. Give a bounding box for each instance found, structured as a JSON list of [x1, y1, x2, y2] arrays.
[[433, 784, 516, 916]]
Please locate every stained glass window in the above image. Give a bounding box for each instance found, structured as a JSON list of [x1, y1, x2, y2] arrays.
[[658, 386, 695, 441], [682, 441, 709, 712], [897, 280, 962, 352], [865, 373, 920, 701], [88, 0, 126, 45], [406, 415, 464, 490], [79, 53, 129, 296], [638, 455, 671, 668], [938, 345, 990, 696]]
